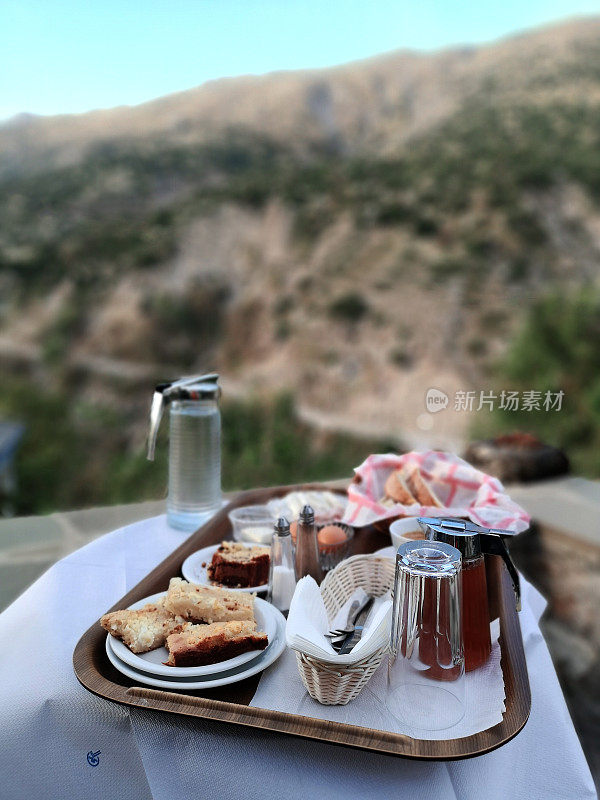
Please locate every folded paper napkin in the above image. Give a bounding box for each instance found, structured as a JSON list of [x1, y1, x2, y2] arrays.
[[286, 578, 392, 665]]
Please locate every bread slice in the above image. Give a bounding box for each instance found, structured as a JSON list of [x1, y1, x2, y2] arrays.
[[165, 621, 268, 667], [207, 541, 270, 588], [383, 469, 417, 505], [405, 465, 443, 507], [163, 577, 254, 624], [100, 601, 185, 653]]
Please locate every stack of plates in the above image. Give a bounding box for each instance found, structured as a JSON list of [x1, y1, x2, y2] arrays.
[[105, 593, 286, 690]]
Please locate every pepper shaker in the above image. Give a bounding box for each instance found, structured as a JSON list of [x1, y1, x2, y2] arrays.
[[268, 517, 297, 615], [294, 505, 324, 584]]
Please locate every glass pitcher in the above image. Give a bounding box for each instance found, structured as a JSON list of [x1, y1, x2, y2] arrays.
[[147, 374, 221, 531], [418, 517, 521, 671]]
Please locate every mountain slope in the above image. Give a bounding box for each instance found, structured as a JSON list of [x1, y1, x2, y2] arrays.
[[2, 17, 600, 450], [3, 16, 600, 173]]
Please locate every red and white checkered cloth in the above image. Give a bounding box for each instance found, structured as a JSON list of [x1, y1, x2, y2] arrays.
[[343, 451, 530, 533]]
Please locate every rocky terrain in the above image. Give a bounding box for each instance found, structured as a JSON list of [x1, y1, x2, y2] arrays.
[[2, 17, 600, 457]]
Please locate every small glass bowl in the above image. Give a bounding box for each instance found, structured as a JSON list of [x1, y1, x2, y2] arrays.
[[316, 522, 354, 572], [228, 505, 275, 545]]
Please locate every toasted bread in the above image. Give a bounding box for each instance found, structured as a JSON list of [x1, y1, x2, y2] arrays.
[[164, 578, 255, 624], [100, 602, 185, 653], [405, 466, 443, 507], [383, 469, 417, 505]]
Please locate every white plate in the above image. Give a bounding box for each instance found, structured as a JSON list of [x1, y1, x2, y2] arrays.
[[105, 606, 286, 690], [181, 543, 270, 593], [108, 593, 277, 677]]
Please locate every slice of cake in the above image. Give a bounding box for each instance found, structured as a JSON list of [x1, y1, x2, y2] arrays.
[[163, 577, 254, 624], [165, 621, 268, 667], [100, 601, 185, 653], [207, 541, 270, 588]]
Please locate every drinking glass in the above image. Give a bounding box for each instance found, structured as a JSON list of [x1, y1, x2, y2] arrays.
[[386, 540, 465, 730]]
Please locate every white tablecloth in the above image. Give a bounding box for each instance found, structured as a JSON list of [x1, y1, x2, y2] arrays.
[[0, 514, 595, 800]]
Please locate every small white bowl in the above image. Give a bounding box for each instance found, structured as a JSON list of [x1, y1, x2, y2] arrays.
[[389, 518, 425, 552]]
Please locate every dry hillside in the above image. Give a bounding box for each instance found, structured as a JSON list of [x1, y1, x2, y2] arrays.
[[2, 16, 600, 450]]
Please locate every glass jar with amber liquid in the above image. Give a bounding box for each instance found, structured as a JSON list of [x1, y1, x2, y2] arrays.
[[418, 517, 521, 672]]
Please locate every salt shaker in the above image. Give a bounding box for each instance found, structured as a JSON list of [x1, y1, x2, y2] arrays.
[[268, 517, 297, 615], [294, 505, 323, 584]]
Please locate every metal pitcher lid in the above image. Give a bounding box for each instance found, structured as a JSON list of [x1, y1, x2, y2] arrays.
[[155, 374, 220, 401], [147, 374, 219, 461], [417, 517, 513, 538], [417, 516, 522, 610]]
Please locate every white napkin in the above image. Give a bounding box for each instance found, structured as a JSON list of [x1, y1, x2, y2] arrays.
[[286, 577, 392, 664], [330, 587, 369, 631]]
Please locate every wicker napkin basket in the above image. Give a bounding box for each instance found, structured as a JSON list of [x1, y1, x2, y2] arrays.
[[294, 553, 395, 705]]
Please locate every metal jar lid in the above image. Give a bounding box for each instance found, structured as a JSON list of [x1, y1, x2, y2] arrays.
[[155, 374, 220, 401]]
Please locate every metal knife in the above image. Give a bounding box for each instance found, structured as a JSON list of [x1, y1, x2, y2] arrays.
[[335, 597, 375, 654]]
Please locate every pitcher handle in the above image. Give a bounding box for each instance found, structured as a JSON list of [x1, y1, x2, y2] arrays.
[[480, 533, 521, 611]]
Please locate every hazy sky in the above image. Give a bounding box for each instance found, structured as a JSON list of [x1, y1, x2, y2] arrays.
[[1, 0, 599, 120]]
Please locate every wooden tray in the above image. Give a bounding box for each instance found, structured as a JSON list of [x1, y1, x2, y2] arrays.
[[73, 483, 531, 760]]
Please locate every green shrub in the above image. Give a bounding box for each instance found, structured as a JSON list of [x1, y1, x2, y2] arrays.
[[413, 214, 439, 237], [41, 301, 85, 365], [466, 337, 487, 357], [275, 319, 292, 340], [506, 208, 546, 247], [375, 202, 413, 226], [479, 289, 600, 476], [508, 258, 530, 282], [141, 279, 231, 366], [328, 292, 369, 322], [274, 295, 294, 315], [390, 348, 413, 368], [429, 258, 465, 282]]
